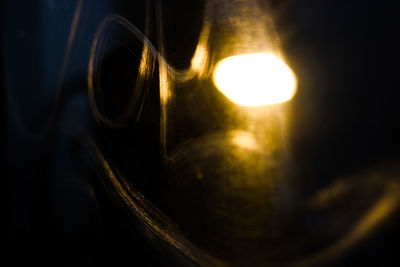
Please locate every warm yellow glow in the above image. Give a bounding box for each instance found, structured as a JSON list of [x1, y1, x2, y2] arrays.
[[213, 53, 297, 106], [191, 44, 208, 73], [231, 131, 258, 151]]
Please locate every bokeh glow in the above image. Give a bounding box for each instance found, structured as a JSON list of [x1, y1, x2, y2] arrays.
[[213, 53, 297, 106]]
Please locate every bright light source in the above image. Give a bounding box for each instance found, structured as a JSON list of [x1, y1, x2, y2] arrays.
[[213, 53, 297, 106]]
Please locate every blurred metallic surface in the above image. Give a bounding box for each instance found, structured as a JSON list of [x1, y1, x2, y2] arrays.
[[3, 0, 399, 266]]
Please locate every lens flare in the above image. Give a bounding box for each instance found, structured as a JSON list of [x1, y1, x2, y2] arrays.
[[213, 53, 297, 107]]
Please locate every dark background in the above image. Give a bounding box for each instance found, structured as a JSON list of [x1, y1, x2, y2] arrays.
[[3, 0, 399, 266]]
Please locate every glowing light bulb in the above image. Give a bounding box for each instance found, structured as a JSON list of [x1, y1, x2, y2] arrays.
[[213, 53, 297, 107]]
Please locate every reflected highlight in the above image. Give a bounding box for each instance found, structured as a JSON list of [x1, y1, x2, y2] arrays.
[[213, 53, 297, 107], [231, 131, 258, 151]]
